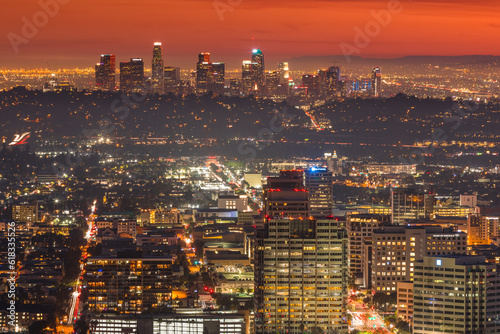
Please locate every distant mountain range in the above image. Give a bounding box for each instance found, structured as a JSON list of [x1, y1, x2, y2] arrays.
[[284, 55, 500, 70]]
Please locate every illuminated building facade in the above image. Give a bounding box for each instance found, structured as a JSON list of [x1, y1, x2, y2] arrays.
[[350, 79, 372, 96], [86, 255, 174, 314], [255, 217, 348, 334], [366, 164, 417, 175], [196, 53, 225, 95], [263, 170, 309, 219], [95, 54, 115, 91], [12, 204, 38, 223], [277, 62, 289, 85], [217, 191, 248, 211], [304, 167, 333, 216], [120, 58, 144, 92], [301, 74, 320, 96], [152, 42, 164, 94], [265, 70, 280, 97], [467, 213, 500, 245], [396, 281, 413, 323], [256, 169, 348, 333], [196, 53, 211, 95], [391, 188, 434, 224], [209, 62, 225, 94], [460, 194, 478, 207], [163, 66, 180, 94], [372, 66, 382, 97], [90, 311, 246, 334], [413, 256, 500, 334], [241, 60, 255, 95], [346, 214, 388, 289], [326, 66, 341, 96], [136, 208, 183, 227], [372, 226, 467, 293], [251, 49, 265, 89]]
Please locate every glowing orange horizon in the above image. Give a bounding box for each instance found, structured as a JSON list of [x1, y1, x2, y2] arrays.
[[1, 0, 499, 68]]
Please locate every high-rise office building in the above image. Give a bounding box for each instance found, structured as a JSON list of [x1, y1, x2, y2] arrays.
[[196, 52, 211, 95], [251, 49, 265, 88], [372, 67, 382, 97], [263, 170, 309, 220], [229, 78, 242, 96], [209, 62, 225, 94], [265, 70, 278, 95], [255, 216, 348, 333], [196, 53, 225, 95], [301, 74, 321, 96], [413, 255, 500, 334], [257, 170, 348, 333], [86, 253, 174, 313], [304, 167, 333, 216], [326, 66, 341, 96], [277, 62, 289, 85], [95, 54, 115, 91], [391, 188, 434, 224], [346, 214, 388, 289], [241, 60, 254, 95], [372, 226, 467, 293], [152, 42, 164, 94], [120, 58, 144, 92], [241, 60, 255, 94], [163, 66, 180, 94]]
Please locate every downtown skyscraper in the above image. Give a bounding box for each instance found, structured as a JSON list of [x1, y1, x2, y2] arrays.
[[241, 60, 255, 94], [278, 62, 289, 85], [326, 66, 341, 96], [372, 66, 382, 97], [151, 42, 164, 94], [120, 58, 144, 92], [241, 49, 265, 95], [195, 52, 225, 95], [95, 54, 116, 91], [251, 49, 265, 89]]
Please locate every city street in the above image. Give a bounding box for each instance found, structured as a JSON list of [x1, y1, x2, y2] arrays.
[[349, 297, 390, 333]]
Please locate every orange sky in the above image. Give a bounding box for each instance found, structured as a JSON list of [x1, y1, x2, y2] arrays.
[[1, 0, 500, 69]]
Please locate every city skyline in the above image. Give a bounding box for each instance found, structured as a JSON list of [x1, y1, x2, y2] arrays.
[[2, 1, 500, 334], [2, 0, 500, 68]]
